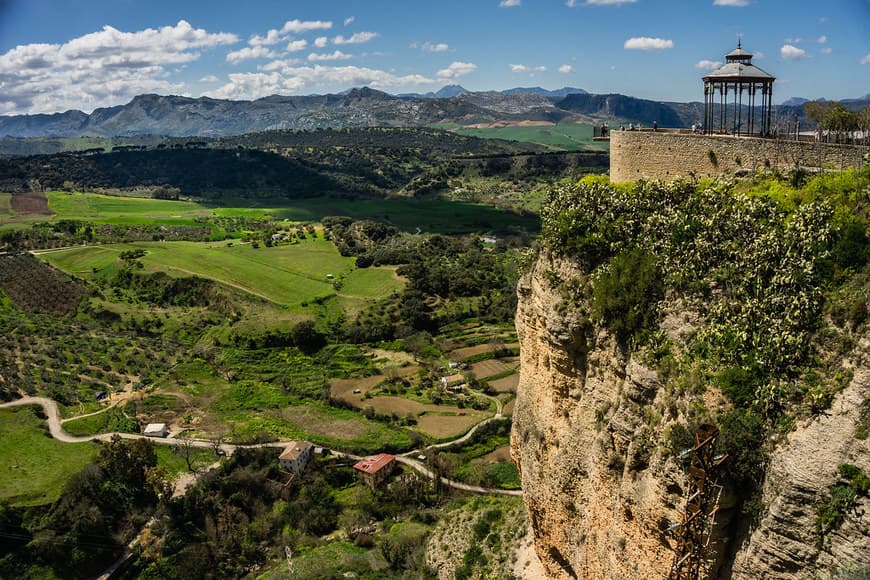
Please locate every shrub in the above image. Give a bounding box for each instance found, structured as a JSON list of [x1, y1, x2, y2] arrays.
[[591, 248, 663, 342]]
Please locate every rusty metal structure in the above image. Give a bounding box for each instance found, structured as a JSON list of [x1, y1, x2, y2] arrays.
[[668, 423, 728, 580]]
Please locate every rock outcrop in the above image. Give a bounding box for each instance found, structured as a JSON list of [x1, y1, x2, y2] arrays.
[[511, 252, 869, 579], [732, 360, 869, 579]]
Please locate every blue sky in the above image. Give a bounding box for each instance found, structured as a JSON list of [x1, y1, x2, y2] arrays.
[[0, 0, 867, 115]]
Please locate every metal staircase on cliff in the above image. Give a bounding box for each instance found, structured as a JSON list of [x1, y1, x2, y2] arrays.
[[668, 423, 728, 580]]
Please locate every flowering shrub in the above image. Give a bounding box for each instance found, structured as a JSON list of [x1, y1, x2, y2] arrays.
[[541, 177, 839, 399]]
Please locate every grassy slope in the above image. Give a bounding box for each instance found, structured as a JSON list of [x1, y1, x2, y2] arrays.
[[0, 407, 97, 507], [444, 123, 609, 152], [0, 191, 539, 235], [41, 238, 404, 309]]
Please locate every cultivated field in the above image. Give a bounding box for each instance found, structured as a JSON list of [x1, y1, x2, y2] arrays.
[[417, 412, 486, 440], [40, 238, 403, 309], [0, 190, 539, 235], [444, 122, 609, 152], [0, 407, 97, 507]]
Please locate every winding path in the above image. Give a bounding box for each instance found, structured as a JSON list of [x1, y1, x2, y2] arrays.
[[0, 396, 520, 496]]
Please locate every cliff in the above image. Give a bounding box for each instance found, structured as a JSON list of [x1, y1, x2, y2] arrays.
[[511, 176, 869, 579]]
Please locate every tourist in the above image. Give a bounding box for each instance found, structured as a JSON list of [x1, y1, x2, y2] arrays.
[[653, 120, 657, 131], [691, 123, 697, 134]]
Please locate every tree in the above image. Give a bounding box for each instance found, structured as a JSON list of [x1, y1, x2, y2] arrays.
[[290, 319, 326, 354]]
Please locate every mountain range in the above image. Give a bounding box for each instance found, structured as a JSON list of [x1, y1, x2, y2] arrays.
[[0, 86, 866, 140]]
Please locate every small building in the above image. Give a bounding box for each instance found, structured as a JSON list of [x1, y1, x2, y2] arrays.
[[353, 453, 396, 489], [94, 390, 108, 402], [441, 374, 465, 389], [279, 440, 315, 475], [143, 423, 169, 438]]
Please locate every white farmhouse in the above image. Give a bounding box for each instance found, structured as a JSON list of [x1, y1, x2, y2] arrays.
[[143, 423, 169, 438], [279, 441, 315, 475]]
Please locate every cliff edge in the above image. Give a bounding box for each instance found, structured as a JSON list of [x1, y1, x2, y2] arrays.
[[511, 175, 869, 579]]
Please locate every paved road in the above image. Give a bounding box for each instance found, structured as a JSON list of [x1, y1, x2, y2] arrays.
[[1, 396, 521, 496]]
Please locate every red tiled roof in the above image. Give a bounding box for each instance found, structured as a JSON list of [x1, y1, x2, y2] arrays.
[[353, 453, 395, 474]]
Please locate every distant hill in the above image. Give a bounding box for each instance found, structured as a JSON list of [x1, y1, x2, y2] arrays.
[[0, 86, 866, 141], [502, 86, 588, 98], [399, 85, 469, 99]]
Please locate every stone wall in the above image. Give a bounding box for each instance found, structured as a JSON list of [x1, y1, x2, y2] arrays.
[[610, 130, 868, 182]]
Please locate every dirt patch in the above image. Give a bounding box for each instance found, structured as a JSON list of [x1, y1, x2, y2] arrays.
[[417, 412, 484, 439], [281, 406, 369, 440], [10, 191, 52, 215], [471, 444, 512, 465], [450, 342, 519, 361], [470, 359, 517, 379], [502, 399, 515, 416], [330, 375, 384, 401], [368, 348, 416, 366], [488, 374, 520, 393]]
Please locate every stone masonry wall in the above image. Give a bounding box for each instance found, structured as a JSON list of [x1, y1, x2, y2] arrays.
[[610, 130, 868, 182]]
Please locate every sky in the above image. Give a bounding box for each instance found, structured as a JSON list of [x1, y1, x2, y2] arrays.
[[0, 0, 868, 115]]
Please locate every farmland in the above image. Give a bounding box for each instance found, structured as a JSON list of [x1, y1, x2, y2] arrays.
[[41, 237, 403, 310], [441, 122, 609, 152], [0, 406, 97, 507], [0, 190, 540, 236]]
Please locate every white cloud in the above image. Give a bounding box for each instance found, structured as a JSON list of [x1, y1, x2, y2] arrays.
[[713, 0, 749, 6], [499, 0, 521, 6], [314, 36, 329, 48], [259, 58, 301, 71], [754, 51, 765, 59], [227, 46, 278, 64], [286, 39, 308, 52], [695, 59, 722, 70], [860, 54, 870, 65], [281, 20, 333, 34], [199, 75, 219, 82], [559, 64, 575, 74], [820, 47, 832, 55], [584, 0, 638, 4], [308, 50, 353, 62], [785, 37, 803, 44], [0, 20, 237, 114], [819, 16, 829, 23], [624, 37, 674, 51], [344, 16, 355, 27], [510, 63, 546, 73], [333, 32, 378, 45], [411, 41, 450, 53], [437, 61, 477, 81], [208, 65, 435, 100], [817, 35, 827, 44], [780, 44, 807, 60], [249, 29, 284, 47]]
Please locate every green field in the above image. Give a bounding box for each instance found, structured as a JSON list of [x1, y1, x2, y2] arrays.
[[441, 122, 609, 152], [40, 237, 403, 309], [47, 191, 214, 226], [1, 191, 539, 235], [0, 406, 97, 506]]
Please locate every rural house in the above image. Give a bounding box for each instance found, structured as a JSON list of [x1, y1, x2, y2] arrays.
[[279, 440, 314, 475], [143, 423, 169, 438], [353, 453, 396, 489], [440, 373, 466, 391]]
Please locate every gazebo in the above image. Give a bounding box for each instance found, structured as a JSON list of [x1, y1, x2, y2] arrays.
[[703, 40, 775, 137]]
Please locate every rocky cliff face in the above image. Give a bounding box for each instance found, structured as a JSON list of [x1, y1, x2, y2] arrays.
[[732, 359, 869, 578], [511, 252, 869, 579]]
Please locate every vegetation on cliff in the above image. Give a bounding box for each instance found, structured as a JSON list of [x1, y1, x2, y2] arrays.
[[540, 168, 868, 509]]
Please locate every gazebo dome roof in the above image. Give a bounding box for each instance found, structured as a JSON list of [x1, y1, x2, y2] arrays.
[[703, 42, 775, 82], [703, 61, 775, 82]]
